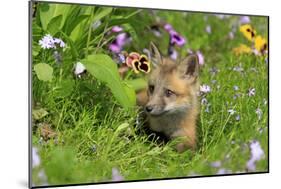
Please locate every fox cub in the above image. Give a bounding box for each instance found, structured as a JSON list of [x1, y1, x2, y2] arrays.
[[138, 42, 200, 153]]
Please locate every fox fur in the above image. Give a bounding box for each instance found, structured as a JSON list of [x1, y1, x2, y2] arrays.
[[137, 42, 200, 153]]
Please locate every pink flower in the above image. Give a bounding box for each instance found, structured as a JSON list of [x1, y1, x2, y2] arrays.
[[111, 26, 123, 33], [196, 51, 204, 65]]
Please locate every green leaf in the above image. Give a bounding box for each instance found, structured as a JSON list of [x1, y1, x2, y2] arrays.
[[126, 78, 147, 91], [115, 123, 129, 132], [92, 7, 112, 23], [81, 54, 136, 108], [34, 63, 53, 81], [61, 32, 79, 59], [54, 79, 75, 98], [32, 108, 48, 120], [47, 15, 63, 35], [39, 3, 72, 31]]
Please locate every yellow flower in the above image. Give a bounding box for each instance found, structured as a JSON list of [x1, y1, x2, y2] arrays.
[[240, 24, 256, 41], [254, 35, 267, 53], [233, 44, 252, 55]]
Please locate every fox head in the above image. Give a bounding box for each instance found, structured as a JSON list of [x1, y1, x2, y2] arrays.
[[145, 42, 199, 117]]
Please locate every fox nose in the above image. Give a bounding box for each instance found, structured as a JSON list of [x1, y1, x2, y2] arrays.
[[145, 105, 153, 113]]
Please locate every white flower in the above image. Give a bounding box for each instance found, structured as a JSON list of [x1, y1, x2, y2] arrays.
[[233, 85, 239, 91], [246, 140, 265, 171], [200, 84, 211, 94], [53, 38, 66, 48], [206, 25, 212, 34], [255, 108, 262, 120], [39, 34, 55, 49], [39, 34, 66, 49], [74, 62, 86, 76], [112, 167, 124, 181], [32, 147, 41, 168], [248, 88, 256, 96], [228, 109, 236, 115]]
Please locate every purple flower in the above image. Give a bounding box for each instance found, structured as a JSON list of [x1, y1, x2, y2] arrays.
[[111, 26, 123, 33], [206, 25, 212, 34], [196, 51, 204, 65], [169, 30, 186, 47], [217, 168, 232, 174], [109, 43, 122, 53], [164, 24, 173, 32], [200, 84, 211, 94], [210, 161, 221, 168], [109, 33, 131, 53], [246, 140, 265, 171], [111, 167, 124, 181], [240, 16, 251, 24], [53, 38, 65, 48]]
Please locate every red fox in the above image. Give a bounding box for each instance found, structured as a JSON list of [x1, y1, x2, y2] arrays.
[[138, 42, 200, 153]]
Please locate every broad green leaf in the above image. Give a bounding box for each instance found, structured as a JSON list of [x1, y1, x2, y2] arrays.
[[122, 82, 136, 107], [61, 32, 79, 59], [81, 54, 136, 108], [53, 79, 75, 98], [34, 63, 53, 81], [47, 15, 63, 35], [39, 3, 72, 31], [92, 8, 112, 23], [33, 108, 48, 120], [126, 78, 147, 91]]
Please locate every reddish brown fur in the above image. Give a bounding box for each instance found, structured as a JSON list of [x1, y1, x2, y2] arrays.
[[137, 44, 200, 152]]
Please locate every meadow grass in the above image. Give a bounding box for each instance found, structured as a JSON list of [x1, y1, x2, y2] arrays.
[[31, 3, 268, 186]]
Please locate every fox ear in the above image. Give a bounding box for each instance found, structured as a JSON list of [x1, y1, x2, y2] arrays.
[[149, 42, 163, 67], [179, 54, 199, 81]]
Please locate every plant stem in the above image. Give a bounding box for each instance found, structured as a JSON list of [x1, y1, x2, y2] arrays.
[[86, 8, 94, 57]]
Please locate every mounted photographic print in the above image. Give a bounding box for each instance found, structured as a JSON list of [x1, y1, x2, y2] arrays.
[[29, 0, 269, 188]]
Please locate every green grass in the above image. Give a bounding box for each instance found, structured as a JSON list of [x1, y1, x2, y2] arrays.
[[31, 2, 268, 187]]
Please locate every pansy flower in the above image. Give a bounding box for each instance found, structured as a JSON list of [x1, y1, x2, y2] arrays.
[[125, 52, 150, 74], [132, 54, 151, 74], [125, 52, 140, 68], [240, 24, 256, 41], [254, 35, 267, 54], [232, 44, 252, 55]]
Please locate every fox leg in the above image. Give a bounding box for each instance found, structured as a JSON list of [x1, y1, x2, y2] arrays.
[[171, 127, 196, 153]]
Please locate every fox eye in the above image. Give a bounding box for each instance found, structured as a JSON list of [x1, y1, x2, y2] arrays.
[[165, 89, 174, 97], [149, 85, 154, 93]]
